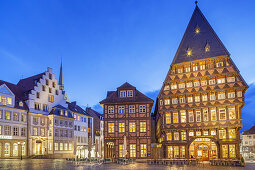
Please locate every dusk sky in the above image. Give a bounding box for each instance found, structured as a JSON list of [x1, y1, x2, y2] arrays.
[[0, 1, 255, 130]]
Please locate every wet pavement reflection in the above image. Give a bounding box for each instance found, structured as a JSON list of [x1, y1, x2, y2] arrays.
[[0, 159, 254, 170]]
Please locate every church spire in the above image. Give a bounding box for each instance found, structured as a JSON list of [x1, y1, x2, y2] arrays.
[[171, 4, 229, 65], [59, 57, 64, 90]]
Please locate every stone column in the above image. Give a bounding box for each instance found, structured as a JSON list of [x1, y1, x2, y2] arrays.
[[10, 141, 13, 157]]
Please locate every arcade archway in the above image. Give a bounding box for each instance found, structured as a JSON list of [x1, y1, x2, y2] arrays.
[[189, 138, 218, 161]]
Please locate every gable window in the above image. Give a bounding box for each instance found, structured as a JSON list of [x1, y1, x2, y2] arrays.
[[227, 77, 235, 83], [48, 95, 54, 103], [177, 68, 183, 73], [179, 83, 185, 89], [140, 122, 146, 132], [127, 90, 133, 97], [189, 111, 194, 122], [187, 96, 193, 103], [189, 131, 194, 136], [36, 92, 40, 99], [139, 105, 146, 113], [119, 123, 125, 133], [237, 91, 242, 97], [209, 79, 216, 85], [216, 62, 223, 68], [129, 105, 135, 113], [166, 113, 171, 124], [194, 81, 200, 87], [120, 91, 126, 98], [228, 92, 235, 98], [174, 132, 179, 140], [172, 98, 178, 104], [181, 131, 186, 140], [218, 93, 226, 100], [202, 94, 208, 101], [200, 64, 205, 70], [201, 80, 207, 86], [118, 106, 125, 114], [108, 123, 114, 133], [196, 131, 201, 136], [42, 85, 45, 91], [185, 67, 190, 72], [164, 85, 170, 91], [49, 73, 52, 80], [195, 95, 200, 102], [210, 93, 216, 101], [171, 84, 177, 90], [193, 65, 198, 71], [52, 82, 55, 88], [217, 78, 225, 84], [55, 90, 59, 95], [1, 96, 7, 105], [129, 122, 136, 132], [7, 98, 12, 105]]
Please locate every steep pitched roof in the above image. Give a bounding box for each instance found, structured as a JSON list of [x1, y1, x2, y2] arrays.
[[49, 104, 74, 118], [68, 101, 90, 116], [86, 107, 103, 119], [0, 80, 28, 110], [17, 73, 45, 92], [172, 6, 229, 64], [100, 82, 154, 104], [243, 126, 255, 135]]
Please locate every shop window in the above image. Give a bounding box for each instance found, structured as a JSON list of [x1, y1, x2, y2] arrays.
[[229, 145, 236, 158], [141, 144, 147, 157]]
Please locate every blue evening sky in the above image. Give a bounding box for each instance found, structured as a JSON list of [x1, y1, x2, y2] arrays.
[[0, 0, 255, 130]]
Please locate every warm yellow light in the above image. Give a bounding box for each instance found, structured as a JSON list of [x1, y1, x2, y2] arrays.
[[187, 49, 192, 56], [195, 27, 200, 34]]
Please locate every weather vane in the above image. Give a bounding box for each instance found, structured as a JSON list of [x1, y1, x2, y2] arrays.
[[195, 1, 198, 5]]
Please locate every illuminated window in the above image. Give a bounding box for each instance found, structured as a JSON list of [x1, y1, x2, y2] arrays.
[[179, 97, 185, 104], [129, 122, 136, 132], [218, 93, 225, 100], [108, 123, 114, 133], [13, 112, 19, 121], [140, 122, 146, 132], [216, 62, 223, 68], [5, 111, 11, 120], [210, 93, 216, 100], [189, 111, 194, 122], [4, 143, 10, 156], [167, 132, 172, 141], [33, 127, 38, 136], [187, 48, 192, 56], [185, 66, 191, 72], [120, 91, 126, 97], [201, 80, 207, 86], [1, 96, 7, 105], [173, 112, 178, 123], [219, 129, 226, 139], [119, 144, 124, 157], [194, 81, 200, 87], [118, 123, 125, 133], [205, 43, 210, 52], [189, 131, 194, 136], [177, 68, 183, 73], [164, 85, 170, 91], [195, 95, 200, 102], [229, 145, 236, 158], [179, 83, 185, 89], [64, 143, 68, 150], [174, 132, 179, 140], [181, 131, 186, 140], [228, 92, 235, 98], [139, 105, 146, 113], [0, 110, 2, 119], [60, 143, 63, 150], [118, 106, 125, 114], [237, 91, 242, 97], [166, 113, 171, 124], [141, 144, 147, 157], [130, 144, 136, 157], [187, 96, 193, 103], [203, 109, 209, 121], [186, 82, 193, 88], [180, 110, 186, 123], [165, 99, 170, 105], [171, 83, 177, 89], [229, 129, 236, 139], [108, 106, 114, 114], [127, 90, 133, 97], [168, 146, 173, 158], [180, 146, 185, 158], [196, 131, 201, 136], [222, 145, 228, 158], [217, 78, 225, 84], [203, 131, 209, 136], [174, 146, 179, 158], [195, 26, 200, 34], [211, 108, 217, 121], [219, 108, 226, 120], [229, 107, 236, 119], [7, 97, 12, 105], [48, 95, 54, 103], [211, 130, 216, 135], [196, 111, 201, 122]]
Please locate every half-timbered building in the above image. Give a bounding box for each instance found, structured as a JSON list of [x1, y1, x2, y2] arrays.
[[100, 82, 154, 159], [154, 5, 248, 161]]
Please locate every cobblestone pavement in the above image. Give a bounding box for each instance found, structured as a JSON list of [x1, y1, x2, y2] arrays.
[[0, 159, 254, 170]]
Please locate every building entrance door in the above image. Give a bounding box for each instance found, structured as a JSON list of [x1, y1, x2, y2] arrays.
[[189, 138, 217, 161], [106, 142, 114, 159], [36, 141, 42, 155]]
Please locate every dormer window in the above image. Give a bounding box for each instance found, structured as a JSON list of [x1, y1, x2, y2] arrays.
[[1, 96, 7, 105], [195, 26, 200, 34], [7, 97, 12, 105], [19, 101, 23, 107], [127, 90, 133, 97], [60, 110, 63, 115], [187, 48, 192, 56], [65, 110, 68, 116], [120, 91, 126, 98], [205, 43, 210, 52]]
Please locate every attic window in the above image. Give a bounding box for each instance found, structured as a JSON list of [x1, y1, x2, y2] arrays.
[[205, 43, 210, 52], [120, 91, 126, 98], [19, 101, 23, 107], [187, 48, 192, 56], [127, 90, 133, 97], [195, 26, 200, 34]]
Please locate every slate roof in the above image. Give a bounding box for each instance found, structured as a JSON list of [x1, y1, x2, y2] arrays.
[[100, 82, 154, 104], [49, 104, 74, 118], [86, 107, 103, 119], [68, 101, 90, 116], [243, 126, 255, 135], [0, 80, 28, 110], [172, 6, 229, 64], [17, 73, 45, 92]]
